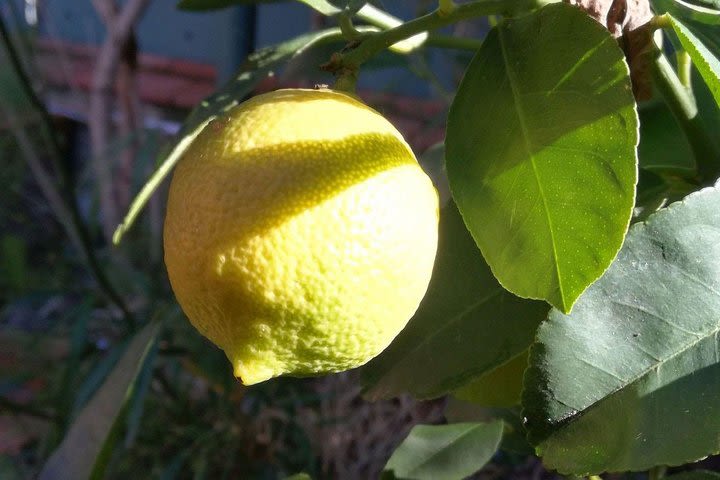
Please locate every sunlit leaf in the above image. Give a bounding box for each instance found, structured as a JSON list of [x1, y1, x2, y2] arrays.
[[668, 15, 720, 107], [652, 0, 720, 25], [445, 3, 638, 313]]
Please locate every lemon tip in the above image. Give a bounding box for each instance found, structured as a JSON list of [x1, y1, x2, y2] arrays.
[[233, 358, 282, 385]]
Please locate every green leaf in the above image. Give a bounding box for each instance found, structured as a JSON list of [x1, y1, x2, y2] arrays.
[[452, 350, 528, 407], [522, 180, 720, 474], [71, 339, 126, 415], [667, 472, 720, 480], [38, 321, 161, 480], [444, 401, 533, 455], [124, 338, 160, 446], [384, 422, 504, 480], [668, 15, 720, 108], [445, 3, 638, 313], [177, 0, 279, 11], [652, 0, 720, 25], [638, 101, 695, 173], [113, 28, 346, 244], [361, 202, 547, 400]]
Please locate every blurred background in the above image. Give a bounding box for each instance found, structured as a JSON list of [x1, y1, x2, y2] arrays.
[[2, 1, 719, 479]]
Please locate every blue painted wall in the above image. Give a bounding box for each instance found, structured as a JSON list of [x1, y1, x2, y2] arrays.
[[34, 0, 256, 82], [18, 0, 469, 97]]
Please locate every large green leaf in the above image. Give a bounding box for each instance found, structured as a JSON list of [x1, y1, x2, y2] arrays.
[[113, 29, 346, 244], [522, 180, 720, 474], [38, 322, 160, 480], [668, 15, 720, 108], [361, 203, 547, 400], [384, 422, 504, 480], [445, 3, 638, 313]]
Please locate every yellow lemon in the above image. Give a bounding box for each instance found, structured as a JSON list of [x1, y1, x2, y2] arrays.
[[163, 88, 438, 385]]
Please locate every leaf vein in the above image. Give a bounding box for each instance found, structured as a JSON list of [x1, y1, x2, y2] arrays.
[[498, 27, 565, 308]]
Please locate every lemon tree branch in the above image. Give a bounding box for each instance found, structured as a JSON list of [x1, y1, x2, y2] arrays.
[[325, 0, 555, 86]]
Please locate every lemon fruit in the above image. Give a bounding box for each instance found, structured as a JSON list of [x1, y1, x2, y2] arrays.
[[163, 88, 439, 385]]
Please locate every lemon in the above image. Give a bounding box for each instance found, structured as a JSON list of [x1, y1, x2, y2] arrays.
[[163, 88, 439, 385]]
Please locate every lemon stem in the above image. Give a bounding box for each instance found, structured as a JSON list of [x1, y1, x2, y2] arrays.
[[339, 13, 362, 41], [334, 71, 358, 93]]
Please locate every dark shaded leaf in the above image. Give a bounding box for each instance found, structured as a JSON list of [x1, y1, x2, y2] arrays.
[[361, 203, 547, 400], [638, 102, 695, 174], [384, 422, 504, 480], [39, 322, 161, 480], [452, 351, 528, 408], [124, 338, 159, 447], [444, 400, 533, 455], [667, 472, 720, 480], [522, 181, 720, 474]]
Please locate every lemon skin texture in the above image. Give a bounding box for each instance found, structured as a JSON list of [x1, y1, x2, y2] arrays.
[[163, 88, 439, 385]]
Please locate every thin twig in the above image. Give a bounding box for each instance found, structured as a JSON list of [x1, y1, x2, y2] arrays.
[[89, 0, 151, 241], [326, 0, 549, 85], [115, 34, 141, 214]]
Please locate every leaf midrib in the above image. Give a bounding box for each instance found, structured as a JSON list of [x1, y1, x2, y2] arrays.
[[497, 27, 566, 310]]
